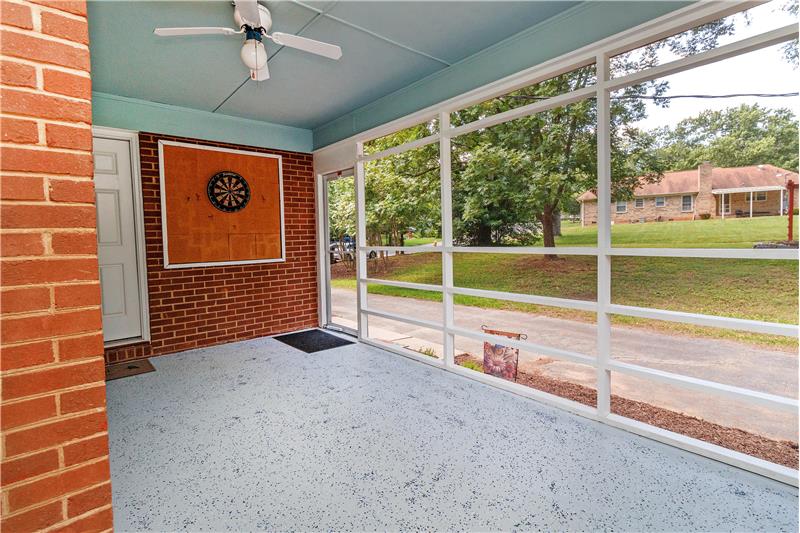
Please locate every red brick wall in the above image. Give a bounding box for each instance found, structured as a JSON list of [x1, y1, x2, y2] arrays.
[[1, 1, 113, 531], [104, 133, 318, 364]]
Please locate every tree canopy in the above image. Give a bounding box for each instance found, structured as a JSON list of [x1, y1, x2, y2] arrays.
[[363, 125, 440, 246], [326, 5, 797, 251], [652, 104, 799, 172]]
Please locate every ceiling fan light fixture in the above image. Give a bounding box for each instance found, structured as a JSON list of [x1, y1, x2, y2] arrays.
[[240, 38, 267, 70], [153, 2, 341, 82]]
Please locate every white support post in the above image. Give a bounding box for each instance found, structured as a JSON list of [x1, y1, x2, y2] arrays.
[[355, 142, 369, 340], [721, 193, 726, 220], [316, 173, 329, 328], [596, 53, 612, 418], [780, 188, 784, 216], [749, 191, 753, 218], [439, 112, 455, 368]]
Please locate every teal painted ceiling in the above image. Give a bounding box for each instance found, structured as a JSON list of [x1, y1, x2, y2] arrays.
[[87, 0, 578, 130]]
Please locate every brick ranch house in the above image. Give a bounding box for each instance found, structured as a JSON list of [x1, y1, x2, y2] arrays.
[[578, 163, 799, 226]]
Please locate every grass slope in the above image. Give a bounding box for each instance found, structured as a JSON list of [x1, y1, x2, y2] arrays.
[[560, 216, 798, 248], [333, 216, 799, 347]]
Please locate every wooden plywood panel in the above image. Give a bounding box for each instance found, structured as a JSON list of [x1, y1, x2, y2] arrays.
[[159, 141, 284, 266]]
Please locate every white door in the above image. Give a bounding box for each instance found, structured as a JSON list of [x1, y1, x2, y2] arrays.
[[323, 170, 358, 334], [93, 137, 143, 342]]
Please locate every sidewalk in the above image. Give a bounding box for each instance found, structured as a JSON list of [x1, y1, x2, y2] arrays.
[[330, 287, 798, 441]]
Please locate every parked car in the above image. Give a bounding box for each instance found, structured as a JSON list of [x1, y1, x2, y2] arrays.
[[329, 238, 377, 263], [329, 242, 353, 264]]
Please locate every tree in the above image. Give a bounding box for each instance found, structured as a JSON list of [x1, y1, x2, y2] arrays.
[[451, 74, 600, 247], [327, 175, 357, 271], [327, 176, 356, 243], [357, 14, 750, 253], [781, 0, 799, 67], [448, 18, 740, 250], [326, 124, 441, 251], [363, 124, 440, 246], [652, 105, 799, 172]]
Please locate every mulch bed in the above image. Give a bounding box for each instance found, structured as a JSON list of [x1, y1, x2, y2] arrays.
[[455, 354, 798, 469], [331, 251, 440, 280]]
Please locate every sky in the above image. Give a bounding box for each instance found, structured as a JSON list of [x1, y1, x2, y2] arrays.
[[629, 0, 799, 131]]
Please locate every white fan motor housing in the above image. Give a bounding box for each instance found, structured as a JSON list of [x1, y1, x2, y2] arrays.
[[234, 4, 272, 32]]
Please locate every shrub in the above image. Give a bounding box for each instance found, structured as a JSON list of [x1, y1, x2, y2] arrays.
[[699, 213, 711, 220], [460, 359, 484, 372], [418, 347, 438, 358]]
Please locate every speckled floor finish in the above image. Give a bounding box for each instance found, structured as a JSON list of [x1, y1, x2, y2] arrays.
[[106, 336, 798, 532]]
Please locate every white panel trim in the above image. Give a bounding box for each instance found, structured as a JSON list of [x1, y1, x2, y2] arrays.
[[608, 304, 799, 337], [606, 247, 798, 260], [448, 285, 597, 313], [364, 278, 444, 292], [316, 173, 327, 328], [608, 360, 797, 412], [361, 306, 442, 330], [359, 133, 441, 162], [448, 325, 595, 366]]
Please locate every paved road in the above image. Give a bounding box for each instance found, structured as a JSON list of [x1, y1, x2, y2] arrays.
[[330, 287, 798, 441]]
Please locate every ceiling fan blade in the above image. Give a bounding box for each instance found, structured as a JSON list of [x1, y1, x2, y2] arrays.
[[154, 27, 241, 37], [234, 0, 262, 27], [250, 62, 269, 81], [269, 32, 342, 60]]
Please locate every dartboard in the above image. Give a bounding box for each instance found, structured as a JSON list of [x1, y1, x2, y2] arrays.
[[207, 171, 251, 212]]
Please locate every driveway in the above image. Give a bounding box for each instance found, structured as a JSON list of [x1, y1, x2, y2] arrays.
[[330, 287, 798, 441]]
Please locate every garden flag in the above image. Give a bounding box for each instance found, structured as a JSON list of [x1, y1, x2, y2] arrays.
[[482, 326, 522, 382]]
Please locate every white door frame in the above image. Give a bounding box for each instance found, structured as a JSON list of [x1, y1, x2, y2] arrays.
[[318, 168, 358, 336], [92, 126, 151, 346]]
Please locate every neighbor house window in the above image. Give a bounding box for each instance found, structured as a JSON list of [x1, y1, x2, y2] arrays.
[[616, 200, 627, 213], [722, 195, 731, 214], [746, 191, 768, 202], [634, 198, 644, 208], [681, 195, 694, 212], [655, 196, 665, 207]]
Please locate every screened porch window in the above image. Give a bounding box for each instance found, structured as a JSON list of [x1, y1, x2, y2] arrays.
[[746, 191, 768, 202], [722, 195, 731, 214]]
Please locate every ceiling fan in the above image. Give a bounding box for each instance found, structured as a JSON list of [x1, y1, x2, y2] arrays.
[[153, 0, 342, 81]]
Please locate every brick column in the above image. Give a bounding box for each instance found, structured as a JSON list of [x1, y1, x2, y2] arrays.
[[1, 1, 113, 531], [695, 162, 715, 218]]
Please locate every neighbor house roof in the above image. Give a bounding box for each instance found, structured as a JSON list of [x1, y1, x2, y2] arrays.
[[578, 164, 798, 202]]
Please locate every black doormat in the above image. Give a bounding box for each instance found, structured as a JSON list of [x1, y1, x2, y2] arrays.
[[106, 359, 155, 381], [274, 329, 354, 353]]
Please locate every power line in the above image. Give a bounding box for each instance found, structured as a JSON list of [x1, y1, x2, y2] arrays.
[[499, 92, 798, 102], [616, 92, 799, 100]]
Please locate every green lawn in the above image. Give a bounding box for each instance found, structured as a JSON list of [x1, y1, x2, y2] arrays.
[[333, 216, 798, 348], [560, 215, 798, 248], [403, 237, 439, 246]]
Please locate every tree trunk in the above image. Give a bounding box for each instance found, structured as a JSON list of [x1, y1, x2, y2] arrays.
[[476, 224, 493, 246], [552, 211, 562, 237], [540, 208, 558, 259]]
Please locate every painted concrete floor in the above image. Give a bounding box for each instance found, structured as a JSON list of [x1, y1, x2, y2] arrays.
[[106, 336, 798, 532], [332, 287, 798, 441]]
